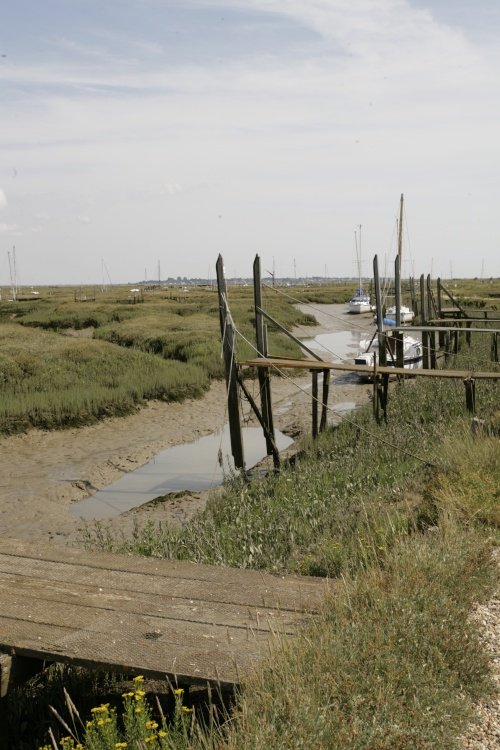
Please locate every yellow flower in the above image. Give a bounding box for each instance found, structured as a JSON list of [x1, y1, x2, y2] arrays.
[[122, 691, 134, 699], [146, 720, 158, 729], [115, 744, 128, 749], [134, 707, 143, 714], [134, 690, 146, 700], [144, 737, 156, 745], [158, 730, 167, 738], [181, 706, 193, 713], [132, 675, 144, 683], [91, 704, 109, 714], [173, 688, 184, 696]]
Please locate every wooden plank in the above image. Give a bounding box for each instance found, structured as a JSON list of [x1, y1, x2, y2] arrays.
[[0, 615, 261, 686], [241, 357, 500, 379], [0, 539, 327, 602], [392, 325, 500, 333], [0, 572, 309, 634], [0, 540, 331, 687]]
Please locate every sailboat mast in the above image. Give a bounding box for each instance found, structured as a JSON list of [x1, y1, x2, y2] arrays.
[[355, 224, 362, 288], [398, 193, 404, 265]]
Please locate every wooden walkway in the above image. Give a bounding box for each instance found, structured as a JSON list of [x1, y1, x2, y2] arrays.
[[241, 356, 500, 379], [0, 539, 331, 689]]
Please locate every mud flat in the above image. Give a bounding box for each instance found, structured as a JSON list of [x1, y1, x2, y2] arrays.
[[0, 304, 373, 544]]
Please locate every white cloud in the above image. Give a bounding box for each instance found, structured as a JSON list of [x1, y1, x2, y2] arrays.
[[0, 1, 498, 282]]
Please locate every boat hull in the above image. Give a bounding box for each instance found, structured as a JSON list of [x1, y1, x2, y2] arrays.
[[354, 334, 422, 379]]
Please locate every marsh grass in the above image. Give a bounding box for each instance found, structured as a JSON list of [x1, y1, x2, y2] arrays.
[[207, 524, 496, 750], [0, 325, 207, 433], [0, 285, 315, 433]]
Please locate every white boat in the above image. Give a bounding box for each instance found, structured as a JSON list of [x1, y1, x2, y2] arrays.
[[384, 305, 415, 324], [354, 329, 422, 376], [348, 225, 373, 314], [349, 289, 373, 314]]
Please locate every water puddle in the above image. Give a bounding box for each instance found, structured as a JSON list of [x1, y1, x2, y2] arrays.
[[71, 426, 293, 520], [301, 329, 367, 361]]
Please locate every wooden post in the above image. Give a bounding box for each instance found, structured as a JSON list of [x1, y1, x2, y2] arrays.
[[312, 370, 319, 439], [437, 279, 445, 350], [492, 332, 499, 363], [236, 372, 280, 467], [419, 274, 426, 326], [420, 275, 429, 369], [216, 255, 245, 471], [464, 377, 476, 414], [373, 254, 386, 366], [320, 369, 330, 432], [382, 373, 389, 422], [466, 321, 472, 347], [395, 255, 404, 369], [427, 275, 436, 369], [444, 330, 451, 364], [253, 254, 278, 464], [409, 276, 417, 317]]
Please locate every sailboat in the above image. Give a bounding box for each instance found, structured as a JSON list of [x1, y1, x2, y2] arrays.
[[383, 194, 415, 323], [354, 328, 423, 376], [355, 195, 421, 375], [348, 225, 373, 314]]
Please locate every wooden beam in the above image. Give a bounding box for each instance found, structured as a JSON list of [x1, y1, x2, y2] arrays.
[[256, 306, 323, 361], [241, 357, 500, 380], [253, 255, 277, 463], [216, 255, 245, 471]]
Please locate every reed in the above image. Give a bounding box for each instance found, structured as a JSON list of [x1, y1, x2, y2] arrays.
[[0, 325, 207, 434]]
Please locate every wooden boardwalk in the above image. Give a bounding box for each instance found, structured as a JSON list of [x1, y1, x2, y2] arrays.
[[0, 539, 331, 689], [241, 356, 500, 379]]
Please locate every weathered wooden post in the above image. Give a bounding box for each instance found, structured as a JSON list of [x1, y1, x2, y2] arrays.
[[395, 255, 404, 369], [427, 275, 436, 369], [216, 255, 245, 471], [465, 321, 472, 347], [374, 254, 386, 367], [320, 369, 330, 432], [492, 332, 499, 363], [311, 370, 319, 439], [420, 274, 429, 369], [464, 377, 476, 414], [437, 278, 445, 350], [374, 255, 389, 419], [253, 254, 278, 465]]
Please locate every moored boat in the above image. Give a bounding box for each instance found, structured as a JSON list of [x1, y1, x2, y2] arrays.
[[384, 304, 415, 323], [354, 329, 422, 377], [349, 289, 373, 314]]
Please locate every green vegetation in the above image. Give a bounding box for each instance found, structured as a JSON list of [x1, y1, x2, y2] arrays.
[[0, 325, 208, 433], [0, 284, 316, 434]]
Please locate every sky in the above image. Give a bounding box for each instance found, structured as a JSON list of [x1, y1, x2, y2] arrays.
[[1, 0, 499, 285]]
